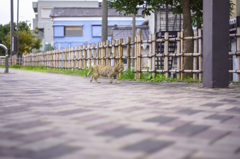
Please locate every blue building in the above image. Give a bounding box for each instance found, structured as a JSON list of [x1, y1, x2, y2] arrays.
[[50, 7, 145, 49]]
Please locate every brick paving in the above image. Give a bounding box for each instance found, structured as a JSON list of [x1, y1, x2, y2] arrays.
[[0, 68, 240, 159]]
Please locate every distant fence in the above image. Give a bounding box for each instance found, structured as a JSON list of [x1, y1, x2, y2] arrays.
[[1, 28, 240, 82]]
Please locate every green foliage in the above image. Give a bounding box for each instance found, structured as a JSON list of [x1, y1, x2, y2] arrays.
[[0, 22, 42, 56], [108, 0, 234, 28], [183, 76, 193, 83], [120, 69, 135, 79]]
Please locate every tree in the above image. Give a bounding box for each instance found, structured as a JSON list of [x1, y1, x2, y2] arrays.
[[108, 0, 234, 75], [0, 22, 41, 56], [102, 0, 108, 42]]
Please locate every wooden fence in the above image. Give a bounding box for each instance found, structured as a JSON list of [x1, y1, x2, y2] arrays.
[[3, 28, 239, 82], [21, 29, 204, 81]]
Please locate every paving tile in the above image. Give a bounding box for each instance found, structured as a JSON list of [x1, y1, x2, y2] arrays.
[[15, 130, 64, 143], [97, 127, 141, 138], [205, 114, 233, 122], [177, 109, 203, 115], [122, 139, 174, 154], [56, 108, 90, 116], [227, 107, 240, 114], [172, 124, 210, 136], [201, 103, 224, 108], [219, 99, 237, 103], [193, 129, 230, 143], [4, 121, 51, 130], [144, 115, 178, 124]]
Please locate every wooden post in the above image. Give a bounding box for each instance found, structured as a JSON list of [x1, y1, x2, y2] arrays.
[[177, 32, 181, 79], [148, 35, 152, 72], [83, 44, 87, 68], [180, 31, 184, 80], [127, 37, 131, 69], [119, 38, 123, 77], [152, 34, 156, 78], [112, 40, 116, 66], [93, 43, 97, 65], [237, 28, 240, 82], [134, 37, 137, 79], [119, 38, 123, 64], [71, 47, 75, 69], [198, 29, 202, 81], [102, 42, 106, 66], [136, 29, 141, 80], [88, 44, 92, 68], [193, 30, 198, 80], [97, 42, 100, 65], [164, 32, 169, 78], [79, 46, 83, 69], [106, 40, 111, 66], [75, 46, 79, 69]]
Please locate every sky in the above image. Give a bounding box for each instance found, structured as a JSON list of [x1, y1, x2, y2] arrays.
[[0, 0, 36, 28]]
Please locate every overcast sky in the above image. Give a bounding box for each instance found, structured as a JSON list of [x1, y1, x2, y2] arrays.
[[0, 0, 36, 28]]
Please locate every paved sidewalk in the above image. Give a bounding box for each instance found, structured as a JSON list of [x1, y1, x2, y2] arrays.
[[0, 68, 240, 159]]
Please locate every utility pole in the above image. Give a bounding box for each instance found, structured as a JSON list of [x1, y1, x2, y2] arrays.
[[17, 0, 19, 63], [102, 0, 108, 42], [10, 0, 14, 65], [203, 0, 229, 88]]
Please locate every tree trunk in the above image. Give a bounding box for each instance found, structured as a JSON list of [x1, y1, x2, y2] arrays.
[[182, 0, 194, 77], [102, 0, 108, 42]]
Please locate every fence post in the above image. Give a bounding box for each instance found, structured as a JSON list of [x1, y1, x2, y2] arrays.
[[102, 42, 106, 66], [112, 40, 116, 66], [119, 38, 123, 64], [152, 34, 156, 78], [136, 29, 141, 80], [88, 44, 92, 68], [83, 44, 87, 68], [134, 37, 137, 79], [106, 40, 111, 66], [93, 43, 97, 65], [193, 30, 198, 80], [180, 31, 184, 80], [148, 34, 152, 72], [127, 37, 131, 69], [198, 29, 202, 81], [164, 32, 169, 78], [237, 28, 240, 82], [79, 46, 83, 69], [97, 42, 100, 65], [177, 32, 181, 79]]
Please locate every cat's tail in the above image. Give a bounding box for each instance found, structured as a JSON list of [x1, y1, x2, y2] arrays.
[[87, 67, 93, 76]]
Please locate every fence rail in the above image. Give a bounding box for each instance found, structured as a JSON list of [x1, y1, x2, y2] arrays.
[[1, 29, 240, 82]]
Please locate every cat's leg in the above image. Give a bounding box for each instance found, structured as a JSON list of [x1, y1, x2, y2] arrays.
[[108, 74, 113, 84], [94, 74, 100, 83], [114, 75, 120, 84]]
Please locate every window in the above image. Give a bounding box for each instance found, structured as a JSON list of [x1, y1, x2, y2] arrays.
[[64, 26, 83, 36]]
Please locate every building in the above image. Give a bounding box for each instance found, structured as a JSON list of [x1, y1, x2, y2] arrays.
[[49, 7, 145, 49], [32, 0, 99, 52]]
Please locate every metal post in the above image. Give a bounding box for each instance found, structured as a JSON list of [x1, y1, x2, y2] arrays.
[[203, 0, 229, 88], [0, 44, 9, 73], [16, 0, 19, 61], [10, 0, 14, 65]]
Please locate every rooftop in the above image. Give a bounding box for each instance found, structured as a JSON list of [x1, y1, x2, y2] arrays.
[[50, 7, 144, 18]]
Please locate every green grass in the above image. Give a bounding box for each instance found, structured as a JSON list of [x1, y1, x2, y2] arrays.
[[0, 65, 201, 83]]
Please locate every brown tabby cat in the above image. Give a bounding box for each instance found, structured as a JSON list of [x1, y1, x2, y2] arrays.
[[87, 63, 124, 84]]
